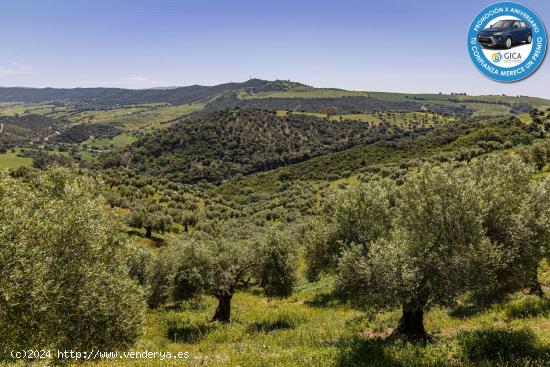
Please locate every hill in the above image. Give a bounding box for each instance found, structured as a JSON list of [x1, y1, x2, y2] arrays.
[[99, 108, 420, 183], [2, 79, 548, 119], [0, 114, 62, 152], [0, 79, 304, 107]]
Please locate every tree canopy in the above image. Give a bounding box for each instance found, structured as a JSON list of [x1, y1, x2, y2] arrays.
[[149, 228, 298, 322], [307, 156, 548, 340], [0, 167, 145, 355]]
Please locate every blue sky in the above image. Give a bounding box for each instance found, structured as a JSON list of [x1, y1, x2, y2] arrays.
[[0, 0, 548, 97]]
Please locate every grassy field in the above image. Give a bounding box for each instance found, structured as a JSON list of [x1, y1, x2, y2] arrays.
[[0, 102, 29, 116], [468, 103, 512, 117], [0, 149, 33, 169], [81, 133, 137, 149], [0, 102, 205, 131], [0, 103, 70, 117], [73, 262, 550, 367], [66, 103, 204, 130]]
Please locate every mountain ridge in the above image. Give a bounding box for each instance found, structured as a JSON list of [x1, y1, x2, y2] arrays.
[[1, 79, 548, 105]]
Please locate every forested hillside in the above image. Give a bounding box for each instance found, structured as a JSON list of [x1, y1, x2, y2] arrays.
[[0, 79, 298, 106], [100, 108, 416, 183], [0, 114, 62, 152], [200, 93, 473, 117]]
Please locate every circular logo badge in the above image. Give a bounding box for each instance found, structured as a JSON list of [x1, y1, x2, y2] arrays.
[[467, 2, 547, 82]]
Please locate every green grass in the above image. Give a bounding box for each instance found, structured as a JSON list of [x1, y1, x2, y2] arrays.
[[0, 102, 29, 116], [68, 274, 550, 367], [67, 103, 205, 131], [166, 317, 217, 343], [0, 103, 70, 117], [457, 328, 545, 363], [0, 149, 33, 169], [81, 133, 137, 150], [502, 296, 550, 319], [467, 103, 512, 117], [77, 150, 95, 162]]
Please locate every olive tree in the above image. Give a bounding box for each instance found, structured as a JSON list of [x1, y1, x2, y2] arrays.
[[150, 230, 298, 323], [321, 106, 338, 119], [469, 155, 547, 300], [339, 166, 500, 339], [0, 167, 145, 357], [310, 165, 501, 340], [305, 180, 394, 281], [517, 175, 550, 296], [309, 156, 549, 340], [127, 202, 173, 238]]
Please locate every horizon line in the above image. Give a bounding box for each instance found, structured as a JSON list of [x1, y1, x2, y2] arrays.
[[0, 79, 547, 99]]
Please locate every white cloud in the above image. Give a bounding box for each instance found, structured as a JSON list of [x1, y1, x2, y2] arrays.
[[0, 62, 35, 76]]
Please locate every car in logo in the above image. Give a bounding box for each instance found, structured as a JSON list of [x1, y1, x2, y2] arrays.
[[477, 19, 532, 49]]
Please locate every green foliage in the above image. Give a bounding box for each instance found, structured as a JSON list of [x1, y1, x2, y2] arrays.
[[339, 164, 498, 308], [306, 180, 394, 281], [30, 150, 74, 169], [147, 245, 183, 308], [149, 229, 298, 322], [127, 203, 173, 238], [305, 153, 550, 339], [100, 108, 406, 183], [257, 233, 298, 297], [127, 244, 153, 286], [2, 82, 550, 364], [0, 114, 61, 151], [469, 155, 547, 301], [226, 116, 533, 185], [56, 123, 121, 143], [0, 167, 145, 357]]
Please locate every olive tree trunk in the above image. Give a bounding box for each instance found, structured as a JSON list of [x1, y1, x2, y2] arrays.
[[212, 294, 232, 323], [529, 276, 544, 297], [395, 303, 427, 341]]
